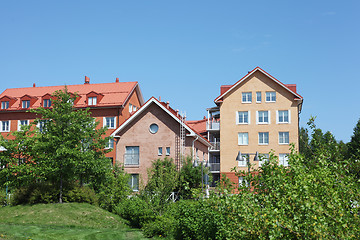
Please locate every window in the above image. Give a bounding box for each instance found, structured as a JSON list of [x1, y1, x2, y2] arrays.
[[256, 92, 261, 103], [106, 138, 114, 149], [124, 146, 139, 165], [166, 147, 170, 156], [279, 154, 289, 166], [279, 132, 289, 144], [238, 132, 249, 145], [104, 117, 116, 129], [239, 176, 249, 187], [129, 174, 139, 191], [237, 111, 249, 124], [0, 121, 10, 132], [259, 154, 269, 167], [43, 99, 51, 107], [266, 92, 276, 102], [258, 132, 269, 145], [22, 100, 30, 108], [1, 101, 9, 109], [237, 154, 249, 167], [158, 147, 163, 156], [129, 103, 133, 113], [257, 111, 270, 124], [38, 120, 48, 133], [18, 120, 29, 131], [88, 97, 97, 106], [149, 123, 159, 134], [242, 92, 252, 103], [277, 110, 290, 123]]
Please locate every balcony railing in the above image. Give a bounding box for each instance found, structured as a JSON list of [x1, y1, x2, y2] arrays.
[[210, 142, 220, 151], [124, 153, 139, 165], [206, 121, 220, 130], [210, 163, 220, 172]]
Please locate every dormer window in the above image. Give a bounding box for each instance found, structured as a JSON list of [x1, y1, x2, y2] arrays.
[[88, 97, 97, 106], [22, 100, 30, 108], [43, 99, 51, 108], [1, 101, 9, 109]]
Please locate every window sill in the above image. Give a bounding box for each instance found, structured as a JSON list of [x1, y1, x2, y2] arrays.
[[124, 165, 140, 168]]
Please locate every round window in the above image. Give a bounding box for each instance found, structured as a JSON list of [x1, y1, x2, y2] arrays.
[[149, 123, 159, 134]]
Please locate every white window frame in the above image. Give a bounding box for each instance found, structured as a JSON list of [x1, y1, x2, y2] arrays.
[[166, 147, 170, 156], [256, 111, 270, 124], [256, 92, 261, 103], [259, 153, 269, 167], [236, 111, 250, 124], [129, 103, 133, 113], [276, 110, 291, 124], [237, 154, 249, 167], [258, 132, 269, 145], [103, 117, 116, 129], [265, 92, 276, 102], [279, 132, 290, 144], [22, 100, 30, 108], [37, 120, 48, 133], [125, 146, 139, 165], [238, 176, 249, 187], [242, 92, 252, 103], [105, 138, 114, 149], [158, 147, 163, 156], [88, 97, 97, 106], [43, 99, 51, 108], [279, 153, 289, 167], [0, 120, 10, 132], [129, 174, 139, 191], [18, 120, 29, 131], [238, 132, 249, 145], [1, 101, 9, 109]]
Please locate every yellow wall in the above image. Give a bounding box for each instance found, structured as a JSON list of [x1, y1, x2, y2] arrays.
[[220, 71, 301, 173]]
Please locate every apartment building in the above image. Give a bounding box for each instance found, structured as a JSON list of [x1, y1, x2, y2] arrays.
[[111, 97, 212, 190], [206, 67, 303, 184], [0, 77, 144, 163]]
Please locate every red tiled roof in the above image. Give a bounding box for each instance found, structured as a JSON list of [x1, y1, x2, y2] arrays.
[[0, 81, 140, 110], [186, 119, 207, 134]]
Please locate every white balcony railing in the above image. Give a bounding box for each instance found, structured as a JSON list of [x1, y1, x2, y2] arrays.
[[210, 142, 220, 151], [206, 121, 220, 130], [210, 163, 220, 172]]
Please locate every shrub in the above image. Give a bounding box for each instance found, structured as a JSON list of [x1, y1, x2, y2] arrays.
[[63, 185, 98, 205], [12, 182, 58, 205], [115, 196, 155, 228], [142, 214, 176, 238]]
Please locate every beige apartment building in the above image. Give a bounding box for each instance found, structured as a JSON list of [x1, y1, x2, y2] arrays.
[[207, 67, 303, 184]]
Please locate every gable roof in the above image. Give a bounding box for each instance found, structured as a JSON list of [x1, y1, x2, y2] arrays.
[[111, 97, 212, 147], [214, 67, 303, 103], [0, 81, 144, 110]]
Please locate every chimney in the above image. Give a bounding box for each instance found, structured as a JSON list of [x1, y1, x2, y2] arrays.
[[159, 96, 161, 102], [220, 85, 232, 95], [176, 109, 179, 116], [166, 101, 169, 108], [84, 76, 90, 84], [33, 83, 36, 87], [116, 77, 119, 83]]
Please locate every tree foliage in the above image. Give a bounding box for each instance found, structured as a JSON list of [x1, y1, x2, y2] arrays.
[[0, 88, 112, 203]]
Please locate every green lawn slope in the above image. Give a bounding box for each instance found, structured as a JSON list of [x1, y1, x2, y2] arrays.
[[0, 203, 146, 240]]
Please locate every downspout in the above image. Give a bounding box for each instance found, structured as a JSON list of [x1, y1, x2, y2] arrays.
[[192, 136, 199, 160]]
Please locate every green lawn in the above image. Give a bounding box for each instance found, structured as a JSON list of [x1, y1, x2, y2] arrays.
[[0, 203, 146, 240]]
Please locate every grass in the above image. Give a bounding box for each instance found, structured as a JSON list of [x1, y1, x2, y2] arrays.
[[0, 202, 147, 240]]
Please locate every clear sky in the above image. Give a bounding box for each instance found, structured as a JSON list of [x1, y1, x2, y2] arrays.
[[1, 0, 359, 142]]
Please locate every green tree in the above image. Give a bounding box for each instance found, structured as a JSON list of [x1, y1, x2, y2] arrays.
[[0, 88, 111, 203], [347, 118, 360, 180]]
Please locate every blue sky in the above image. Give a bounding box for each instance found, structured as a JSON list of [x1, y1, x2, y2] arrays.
[[1, 0, 359, 142]]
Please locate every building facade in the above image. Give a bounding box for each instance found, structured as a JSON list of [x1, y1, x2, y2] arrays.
[[206, 67, 303, 184], [0, 77, 144, 163], [111, 97, 212, 190]]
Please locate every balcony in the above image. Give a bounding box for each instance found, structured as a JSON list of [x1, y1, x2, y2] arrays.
[[210, 142, 220, 151], [124, 153, 139, 166], [210, 163, 220, 172], [206, 121, 220, 131]]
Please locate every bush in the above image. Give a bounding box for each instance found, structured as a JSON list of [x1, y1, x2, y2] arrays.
[[63, 185, 98, 205], [115, 196, 155, 228], [0, 188, 8, 206], [142, 214, 176, 238]]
